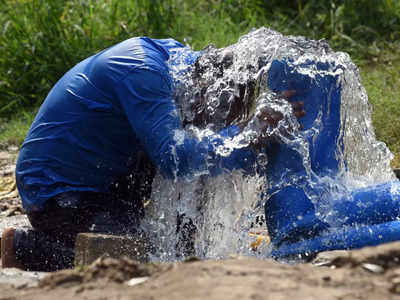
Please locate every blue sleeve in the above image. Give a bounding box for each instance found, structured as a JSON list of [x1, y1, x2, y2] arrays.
[[115, 65, 255, 179]]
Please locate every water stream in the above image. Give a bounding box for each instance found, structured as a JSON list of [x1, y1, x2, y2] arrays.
[[142, 27, 395, 261]]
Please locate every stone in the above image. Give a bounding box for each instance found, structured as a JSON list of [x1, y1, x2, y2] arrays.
[[0, 215, 31, 255], [312, 241, 400, 271], [0, 215, 30, 234], [0, 267, 47, 289], [0, 151, 13, 161], [6, 146, 18, 153], [348, 241, 400, 269], [125, 276, 149, 286], [361, 263, 384, 274], [74, 233, 150, 266], [0, 165, 15, 177], [312, 250, 352, 267]]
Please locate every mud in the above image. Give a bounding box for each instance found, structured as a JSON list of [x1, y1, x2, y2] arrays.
[[0, 242, 400, 299]]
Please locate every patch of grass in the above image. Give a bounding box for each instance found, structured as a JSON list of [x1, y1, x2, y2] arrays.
[[0, 110, 35, 149], [1, 0, 399, 117], [0, 0, 265, 116], [360, 53, 400, 168]]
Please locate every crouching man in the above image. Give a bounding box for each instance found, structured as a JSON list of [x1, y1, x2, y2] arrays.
[[2, 37, 303, 271]]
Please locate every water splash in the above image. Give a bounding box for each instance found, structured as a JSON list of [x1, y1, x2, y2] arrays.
[[142, 27, 395, 261]]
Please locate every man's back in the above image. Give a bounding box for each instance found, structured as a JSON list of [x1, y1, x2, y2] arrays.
[[16, 37, 182, 211]]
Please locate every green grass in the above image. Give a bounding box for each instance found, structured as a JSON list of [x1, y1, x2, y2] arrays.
[[0, 0, 265, 115], [0, 110, 35, 149], [1, 0, 399, 116], [360, 54, 400, 168]]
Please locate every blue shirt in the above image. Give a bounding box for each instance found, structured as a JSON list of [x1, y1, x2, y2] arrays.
[[16, 37, 255, 212]]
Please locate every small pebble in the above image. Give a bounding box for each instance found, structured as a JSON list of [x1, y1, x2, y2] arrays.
[[361, 263, 384, 274], [125, 276, 149, 287], [322, 276, 331, 282]]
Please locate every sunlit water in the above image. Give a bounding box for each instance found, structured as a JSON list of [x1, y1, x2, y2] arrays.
[[141, 27, 395, 261]]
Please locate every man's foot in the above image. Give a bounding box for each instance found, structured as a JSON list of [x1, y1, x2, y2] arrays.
[[1, 227, 24, 269]]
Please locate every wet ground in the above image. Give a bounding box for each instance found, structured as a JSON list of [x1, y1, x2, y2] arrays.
[[3, 243, 400, 300], [0, 150, 31, 251], [0, 150, 23, 217]]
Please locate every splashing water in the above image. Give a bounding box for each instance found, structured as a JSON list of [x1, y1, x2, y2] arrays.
[[141, 27, 395, 261]]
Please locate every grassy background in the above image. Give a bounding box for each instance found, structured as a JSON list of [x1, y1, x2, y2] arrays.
[[1, 0, 400, 166]]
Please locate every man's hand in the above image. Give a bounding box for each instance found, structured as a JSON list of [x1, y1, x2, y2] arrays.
[[236, 89, 306, 151], [256, 89, 305, 130], [283, 90, 305, 121]]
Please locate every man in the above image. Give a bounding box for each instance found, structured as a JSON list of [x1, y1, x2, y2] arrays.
[[2, 37, 303, 271]]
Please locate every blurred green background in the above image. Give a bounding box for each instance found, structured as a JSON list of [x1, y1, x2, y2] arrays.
[[1, 0, 399, 165]]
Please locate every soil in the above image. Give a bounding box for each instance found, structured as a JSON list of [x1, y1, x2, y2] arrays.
[[1, 242, 400, 300], [0, 150, 23, 217], [2, 151, 400, 299]]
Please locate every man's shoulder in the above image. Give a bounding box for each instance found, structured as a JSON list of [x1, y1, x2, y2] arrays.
[[91, 37, 179, 84]]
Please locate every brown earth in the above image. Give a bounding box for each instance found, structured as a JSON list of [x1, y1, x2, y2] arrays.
[[0, 151, 23, 217], [1, 242, 400, 300]]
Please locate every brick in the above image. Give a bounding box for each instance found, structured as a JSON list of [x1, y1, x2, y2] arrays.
[[74, 233, 150, 266], [0, 215, 31, 255]]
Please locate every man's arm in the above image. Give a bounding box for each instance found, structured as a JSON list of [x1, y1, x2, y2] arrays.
[[115, 65, 255, 179]]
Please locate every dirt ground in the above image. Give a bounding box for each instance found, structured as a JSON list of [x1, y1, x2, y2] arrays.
[[2, 151, 400, 299], [0, 151, 23, 217], [1, 242, 400, 300]]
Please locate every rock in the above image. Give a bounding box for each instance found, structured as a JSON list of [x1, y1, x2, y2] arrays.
[[0, 215, 31, 253], [125, 276, 149, 286], [312, 241, 400, 273], [0, 151, 13, 162], [312, 250, 351, 267], [0, 165, 15, 177], [6, 146, 18, 153], [348, 241, 400, 269], [0, 215, 30, 235], [83, 256, 159, 283], [39, 271, 83, 289], [362, 263, 385, 274], [0, 268, 47, 289], [74, 233, 150, 266]]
